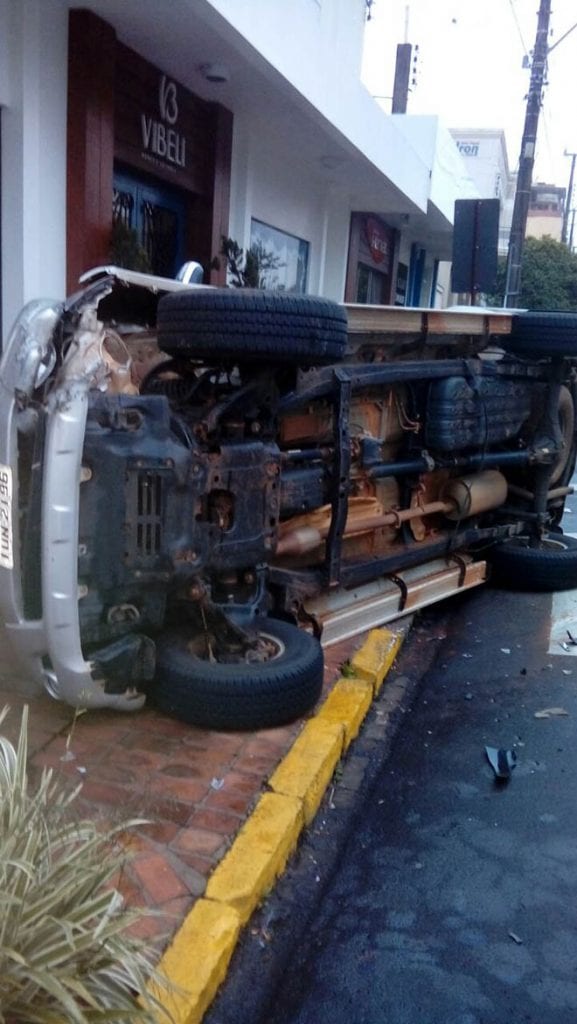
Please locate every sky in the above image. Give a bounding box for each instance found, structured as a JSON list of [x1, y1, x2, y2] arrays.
[[361, 0, 577, 190]]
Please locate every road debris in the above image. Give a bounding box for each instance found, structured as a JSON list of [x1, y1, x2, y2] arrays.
[[534, 707, 569, 719], [485, 746, 517, 780], [560, 630, 577, 652]]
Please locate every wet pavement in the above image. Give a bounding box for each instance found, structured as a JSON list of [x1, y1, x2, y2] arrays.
[[243, 582, 577, 1024]]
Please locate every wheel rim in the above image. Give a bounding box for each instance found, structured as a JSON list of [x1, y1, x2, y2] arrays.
[[183, 630, 286, 665], [510, 535, 572, 553]]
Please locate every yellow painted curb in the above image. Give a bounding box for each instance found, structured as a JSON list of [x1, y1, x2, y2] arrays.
[[269, 718, 345, 823], [150, 899, 242, 1024], [351, 627, 403, 693], [152, 622, 406, 1023], [205, 791, 303, 922], [315, 675, 374, 750]]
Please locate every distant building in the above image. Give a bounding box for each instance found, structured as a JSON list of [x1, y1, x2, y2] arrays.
[[526, 183, 566, 242], [449, 129, 515, 255]]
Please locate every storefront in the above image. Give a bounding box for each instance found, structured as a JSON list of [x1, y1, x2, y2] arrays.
[[66, 9, 232, 292], [344, 213, 398, 305]]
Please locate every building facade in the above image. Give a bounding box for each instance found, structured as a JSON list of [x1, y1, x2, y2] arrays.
[[526, 183, 566, 243], [450, 129, 515, 255], [1, 0, 478, 336]]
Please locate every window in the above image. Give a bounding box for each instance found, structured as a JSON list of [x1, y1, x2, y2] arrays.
[[250, 220, 309, 293], [112, 168, 186, 278]]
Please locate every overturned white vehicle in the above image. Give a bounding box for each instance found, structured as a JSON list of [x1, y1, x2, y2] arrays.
[[1, 268, 576, 728]]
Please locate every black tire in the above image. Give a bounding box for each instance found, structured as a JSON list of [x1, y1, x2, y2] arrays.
[[504, 311, 577, 357], [152, 618, 324, 730], [488, 531, 577, 591], [157, 289, 348, 363]]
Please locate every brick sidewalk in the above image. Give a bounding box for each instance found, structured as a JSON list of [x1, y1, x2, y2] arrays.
[[0, 628, 362, 949]]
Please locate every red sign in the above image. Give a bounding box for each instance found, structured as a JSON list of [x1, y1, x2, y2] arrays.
[[365, 217, 390, 266]]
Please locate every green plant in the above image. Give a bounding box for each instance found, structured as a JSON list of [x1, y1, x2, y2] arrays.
[[0, 706, 172, 1023], [109, 220, 151, 274], [487, 236, 577, 310], [339, 660, 357, 678], [213, 235, 284, 288]]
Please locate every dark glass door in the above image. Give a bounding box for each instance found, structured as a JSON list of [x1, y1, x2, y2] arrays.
[[112, 169, 186, 278], [356, 263, 389, 304]]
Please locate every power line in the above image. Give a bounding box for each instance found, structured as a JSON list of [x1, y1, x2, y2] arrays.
[[506, 0, 530, 58]]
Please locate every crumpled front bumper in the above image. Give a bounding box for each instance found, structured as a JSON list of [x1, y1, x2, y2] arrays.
[[0, 290, 145, 711]]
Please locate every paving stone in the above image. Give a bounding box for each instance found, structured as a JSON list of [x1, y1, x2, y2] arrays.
[[145, 772, 208, 804], [189, 807, 246, 834], [210, 770, 265, 795], [234, 751, 287, 775], [132, 852, 191, 904], [175, 850, 223, 877], [204, 787, 258, 817], [170, 826, 227, 858], [135, 820, 181, 846]]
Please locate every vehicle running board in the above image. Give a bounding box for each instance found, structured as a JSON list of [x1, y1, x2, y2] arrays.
[[305, 556, 487, 648]]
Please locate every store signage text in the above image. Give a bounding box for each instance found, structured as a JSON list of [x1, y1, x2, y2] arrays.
[[365, 217, 390, 266], [456, 141, 480, 157], [141, 75, 186, 168]]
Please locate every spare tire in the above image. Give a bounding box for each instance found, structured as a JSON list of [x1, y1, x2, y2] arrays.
[[157, 289, 348, 363], [504, 311, 577, 357]]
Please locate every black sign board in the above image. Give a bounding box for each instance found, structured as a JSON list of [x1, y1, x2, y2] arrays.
[[451, 198, 500, 297]]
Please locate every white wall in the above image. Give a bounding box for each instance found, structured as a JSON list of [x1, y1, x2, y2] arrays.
[[205, 0, 430, 212], [229, 111, 353, 300], [1, 0, 68, 337], [394, 117, 478, 223], [451, 131, 510, 201], [206, 0, 367, 89]]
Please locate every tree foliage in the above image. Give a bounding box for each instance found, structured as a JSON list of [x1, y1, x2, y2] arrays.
[[214, 236, 284, 288], [488, 237, 577, 310]]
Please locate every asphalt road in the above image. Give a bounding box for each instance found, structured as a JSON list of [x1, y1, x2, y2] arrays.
[[258, 581, 577, 1024], [208, 568, 577, 1024], [205, 477, 577, 1024]]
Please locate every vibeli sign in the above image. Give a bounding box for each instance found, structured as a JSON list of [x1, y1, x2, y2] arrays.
[[141, 75, 186, 169]]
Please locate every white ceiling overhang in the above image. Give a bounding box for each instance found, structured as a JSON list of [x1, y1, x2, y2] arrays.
[[71, 0, 474, 253]]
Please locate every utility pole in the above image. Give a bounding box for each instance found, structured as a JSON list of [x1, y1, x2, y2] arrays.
[[391, 43, 412, 113], [503, 0, 551, 307], [562, 151, 577, 245]]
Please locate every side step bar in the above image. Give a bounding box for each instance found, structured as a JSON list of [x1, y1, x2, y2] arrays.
[[305, 556, 487, 648]]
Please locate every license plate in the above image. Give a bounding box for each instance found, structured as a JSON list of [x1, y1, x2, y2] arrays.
[[0, 464, 14, 569]]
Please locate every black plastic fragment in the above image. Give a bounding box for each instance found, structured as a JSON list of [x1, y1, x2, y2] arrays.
[[485, 745, 517, 781]]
